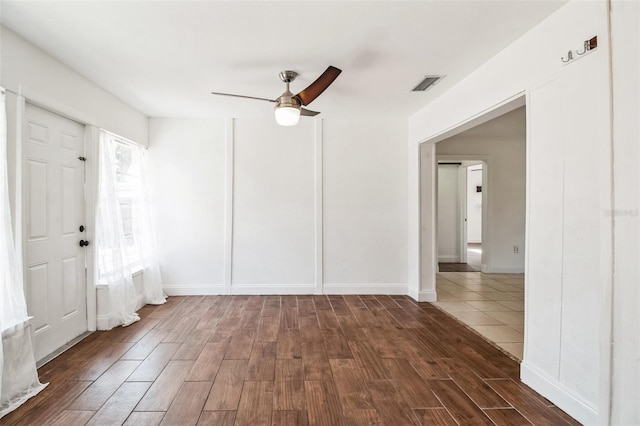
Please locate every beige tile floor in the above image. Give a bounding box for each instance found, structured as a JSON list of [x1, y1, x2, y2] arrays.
[[434, 271, 525, 360]]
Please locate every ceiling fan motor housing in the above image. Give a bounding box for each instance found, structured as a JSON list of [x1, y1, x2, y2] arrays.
[[275, 93, 301, 109]]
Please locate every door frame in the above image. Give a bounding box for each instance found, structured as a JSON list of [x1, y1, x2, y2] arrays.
[[458, 164, 467, 265], [460, 162, 484, 266], [11, 93, 99, 333], [417, 94, 525, 301]]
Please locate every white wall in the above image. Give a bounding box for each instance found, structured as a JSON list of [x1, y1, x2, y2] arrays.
[[466, 164, 482, 243], [408, 1, 610, 424], [525, 52, 605, 420], [610, 1, 640, 424], [323, 119, 408, 292], [436, 107, 526, 273], [0, 27, 147, 145], [436, 165, 460, 262], [148, 119, 227, 293], [232, 119, 316, 292], [148, 117, 408, 296]]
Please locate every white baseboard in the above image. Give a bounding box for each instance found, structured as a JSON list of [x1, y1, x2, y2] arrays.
[[482, 265, 525, 273], [96, 292, 147, 330], [163, 285, 226, 296], [164, 284, 321, 296], [135, 293, 146, 310], [230, 284, 316, 295], [408, 287, 437, 302], [322, 283, 407, 295], [96, 314, 111, 331], [438, 255, 460, 263], [162, 283, 410, 296], [520, 361, 597, 425]]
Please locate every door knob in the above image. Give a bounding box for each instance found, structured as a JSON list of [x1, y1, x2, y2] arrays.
[[79, 240, 90, 247]]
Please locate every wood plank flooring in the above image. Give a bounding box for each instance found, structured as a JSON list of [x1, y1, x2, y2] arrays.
[[438, 263, 478, 272], [1, 295, 580, 426]]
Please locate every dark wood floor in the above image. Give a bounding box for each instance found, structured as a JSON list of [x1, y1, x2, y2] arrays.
[[438, 263, 479, 272], [1, 295, 580, 426]]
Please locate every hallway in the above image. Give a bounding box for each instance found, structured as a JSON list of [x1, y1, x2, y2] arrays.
[[437, 243, 483, 272]]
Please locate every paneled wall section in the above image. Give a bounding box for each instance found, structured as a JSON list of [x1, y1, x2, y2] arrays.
[[149, 117, 408, 296]]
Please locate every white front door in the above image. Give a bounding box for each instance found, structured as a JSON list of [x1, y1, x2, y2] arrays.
[[24, 103, 88, 362]]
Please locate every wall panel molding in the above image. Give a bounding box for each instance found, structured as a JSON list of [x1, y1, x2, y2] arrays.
[[315, 119, 324, 294], [223, 118, 234, 295]]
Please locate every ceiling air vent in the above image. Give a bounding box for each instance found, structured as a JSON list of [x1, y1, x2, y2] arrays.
[[412, 75, 443, 92]]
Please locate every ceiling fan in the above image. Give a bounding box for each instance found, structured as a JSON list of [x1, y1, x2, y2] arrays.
[[211, 66, 342, 126]]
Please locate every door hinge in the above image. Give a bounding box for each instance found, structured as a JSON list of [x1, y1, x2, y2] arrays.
[[78, 156, 86, 161]]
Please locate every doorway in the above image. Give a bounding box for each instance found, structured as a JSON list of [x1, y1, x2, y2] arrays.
[[23, 103, 88, 362], [436, 161, 484, 272], [427, 105, 526, 361]]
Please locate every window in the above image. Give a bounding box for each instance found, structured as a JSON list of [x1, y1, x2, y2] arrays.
[[114, 141, 140, 266], [97, 139, 143, 278]]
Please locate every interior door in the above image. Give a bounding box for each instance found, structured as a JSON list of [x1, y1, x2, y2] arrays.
[[24, 103, 88, 362]]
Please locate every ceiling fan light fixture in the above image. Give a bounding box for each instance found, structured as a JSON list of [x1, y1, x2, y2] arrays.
[[274, 93, 301, 126], [275, 106, 300, 126]]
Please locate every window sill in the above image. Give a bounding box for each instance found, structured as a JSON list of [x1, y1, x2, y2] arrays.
[[96, 265, 144, 289]]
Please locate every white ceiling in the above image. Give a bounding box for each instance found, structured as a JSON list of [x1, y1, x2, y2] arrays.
[[0, 1, 566, 120]]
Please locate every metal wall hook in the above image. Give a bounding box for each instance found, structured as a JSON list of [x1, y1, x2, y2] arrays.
[[561, 36, 597, 64], [576, 41, 589, 55], [577, 36, 598, 55], [561, 50, 574, 63]]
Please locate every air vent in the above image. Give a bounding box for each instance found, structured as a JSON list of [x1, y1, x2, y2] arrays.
[[412, 75, 443, 92]]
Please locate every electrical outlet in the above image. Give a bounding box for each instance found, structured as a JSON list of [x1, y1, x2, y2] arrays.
[[513, 245, 519, 254]]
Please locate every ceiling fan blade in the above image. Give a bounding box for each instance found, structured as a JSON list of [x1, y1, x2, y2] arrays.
[[300, 108, 321, 117], [211, 92, 275, 103], [295, 66, 342, 106]]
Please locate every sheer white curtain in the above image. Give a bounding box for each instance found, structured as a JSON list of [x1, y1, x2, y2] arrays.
[[96, 132, 140, 329], [96, 131, 165, 330], [0, 91, 46, 418]]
